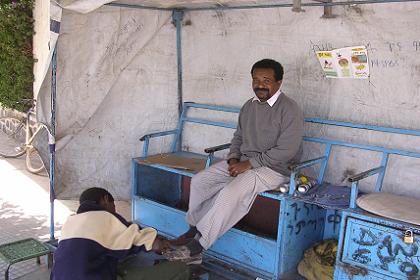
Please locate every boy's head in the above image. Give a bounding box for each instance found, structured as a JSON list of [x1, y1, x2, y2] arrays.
[[79, 187, 116, 213]]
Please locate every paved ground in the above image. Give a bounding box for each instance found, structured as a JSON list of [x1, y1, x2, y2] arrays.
[[0, 135, 130, 280]]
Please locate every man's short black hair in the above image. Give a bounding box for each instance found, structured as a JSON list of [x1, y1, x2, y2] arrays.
[[79, 187, 114, 204], [251, 59, 284, 81]]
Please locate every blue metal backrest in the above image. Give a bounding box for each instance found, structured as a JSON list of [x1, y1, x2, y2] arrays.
[[301, 118, 420, 208], [170, 102, 240, 153], [142, 102, 420, 203]]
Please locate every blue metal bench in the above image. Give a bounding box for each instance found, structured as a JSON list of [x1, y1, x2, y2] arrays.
[[131, 102, 420, 279], [133, 102, 298, 279]]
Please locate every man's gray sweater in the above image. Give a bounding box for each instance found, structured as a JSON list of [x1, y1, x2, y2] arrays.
[[228, 93, 304, 176]]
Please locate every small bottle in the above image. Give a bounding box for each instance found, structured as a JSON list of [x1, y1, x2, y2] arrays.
[[296, 175, 316, 194], [279, 183, 289, 193], [297, 183, 312, 194]]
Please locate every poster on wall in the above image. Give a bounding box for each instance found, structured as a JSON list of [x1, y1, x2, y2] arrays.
[[316, 46, 369, 79]]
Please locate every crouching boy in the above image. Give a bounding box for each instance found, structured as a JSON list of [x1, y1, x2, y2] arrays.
[[51, 187, 189, 280]]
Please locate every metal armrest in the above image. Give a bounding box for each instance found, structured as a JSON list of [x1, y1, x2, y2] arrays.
[[203, 143, 231, 168], [140, 129, 178, 157], [288, 156, 327, 172], [348, 166, 384, 182], [204, 143, 231, 154], [285, 156, 327, 195], [348, 166, 385, 209], [140, 130, 178, 141]]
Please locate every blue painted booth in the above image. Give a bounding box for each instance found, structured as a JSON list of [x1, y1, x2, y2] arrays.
[[131, 102, 420, 279], [301, 120, 420, 279]]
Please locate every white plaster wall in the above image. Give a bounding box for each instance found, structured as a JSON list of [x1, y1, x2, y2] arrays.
[[33, 0, 50, 99]]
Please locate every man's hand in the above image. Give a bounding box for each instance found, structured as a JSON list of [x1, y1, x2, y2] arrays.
[[227, 158, 239, 166], [228, 160, 252, 177]]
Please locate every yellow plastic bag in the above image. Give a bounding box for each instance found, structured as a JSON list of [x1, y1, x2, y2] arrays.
[[297, 239, 338, 280]]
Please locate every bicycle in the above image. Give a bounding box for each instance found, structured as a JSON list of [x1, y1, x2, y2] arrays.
[[0, 99, 47, 174]]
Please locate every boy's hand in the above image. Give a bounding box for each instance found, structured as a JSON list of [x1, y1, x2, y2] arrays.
[[151, 237, 171, 254]]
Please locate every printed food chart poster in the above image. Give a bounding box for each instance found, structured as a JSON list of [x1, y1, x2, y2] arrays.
[[316, 46, 369, 79]]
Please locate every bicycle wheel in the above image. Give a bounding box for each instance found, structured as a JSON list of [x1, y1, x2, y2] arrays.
[[26, 146, 45, 174], [0, 117, 27, 158]]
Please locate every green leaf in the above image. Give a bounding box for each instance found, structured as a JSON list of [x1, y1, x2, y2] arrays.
[[0, 0, 34, 111]]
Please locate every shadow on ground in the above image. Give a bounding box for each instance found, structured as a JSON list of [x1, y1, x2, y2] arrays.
[[0, 200, 52, 280]]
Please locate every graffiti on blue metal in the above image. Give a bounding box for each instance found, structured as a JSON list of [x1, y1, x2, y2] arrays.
[[291, 202, 301, 221], [287, 202, 325, 235], [399, 262, 419, 277], [327, 213, 342, 233], [340, 263, 368, 277], [290, 202, 323, 220], [287, 218, 326, 235], [352, 248, 372, 264], [348, 225, 419, 277], [303, 203, 310, 215], [377, 235, 419, 275], [295, 221, 306, 234], [353, 227, 380, 246]]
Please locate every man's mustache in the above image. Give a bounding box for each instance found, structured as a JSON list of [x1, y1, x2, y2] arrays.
[[254, 88, 269, 94]]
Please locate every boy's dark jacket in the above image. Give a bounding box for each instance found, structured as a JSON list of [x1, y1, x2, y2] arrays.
[[51, 201, 157, 280]]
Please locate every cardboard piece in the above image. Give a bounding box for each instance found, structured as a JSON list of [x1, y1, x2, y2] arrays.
[[137, 154, 207, 173], [357, 193, 420, 226]]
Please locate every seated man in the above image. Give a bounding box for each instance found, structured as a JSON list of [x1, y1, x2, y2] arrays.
[[51, 187, 189, 280], [167, 59, 304, 263]]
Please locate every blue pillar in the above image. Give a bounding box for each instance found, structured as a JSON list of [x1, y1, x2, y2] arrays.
[[172, 9, 184, 152], [172, 9, 184, 117], [49, 46, 57, 240]]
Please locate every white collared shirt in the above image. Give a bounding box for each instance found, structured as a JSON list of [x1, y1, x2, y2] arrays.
[[252, 89, 282, 107]]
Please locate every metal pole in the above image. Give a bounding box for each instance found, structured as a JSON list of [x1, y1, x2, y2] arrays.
[[173, 9, 184, 117], [322, 0, 335, 18], [49, 46, 57, 240], [292, 0, 303, 12], [105, 0, 420, 11], [186, 0, 420, 11], [172, 9, 184, 152], [105, 2, 172, 11]]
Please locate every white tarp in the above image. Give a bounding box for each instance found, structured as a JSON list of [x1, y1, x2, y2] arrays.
[[36, 2, 420, 200], [53, 0, 304, 14], [181, 5, 420, 199], [54, 0, 114, 13]]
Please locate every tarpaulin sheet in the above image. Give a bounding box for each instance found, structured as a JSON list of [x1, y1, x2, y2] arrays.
[[35, 3, 420, 200]]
